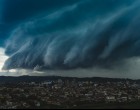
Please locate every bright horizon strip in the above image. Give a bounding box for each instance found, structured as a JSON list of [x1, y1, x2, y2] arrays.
[[0, 48, 9, 72]]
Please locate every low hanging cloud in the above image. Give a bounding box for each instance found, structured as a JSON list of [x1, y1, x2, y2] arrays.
[[2, 0, 140, 72]]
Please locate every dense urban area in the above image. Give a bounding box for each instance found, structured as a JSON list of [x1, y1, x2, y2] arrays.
[[0, 76, 140, 109]]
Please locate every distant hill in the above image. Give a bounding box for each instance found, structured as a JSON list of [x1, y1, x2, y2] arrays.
[[0, 76, 140, 84]]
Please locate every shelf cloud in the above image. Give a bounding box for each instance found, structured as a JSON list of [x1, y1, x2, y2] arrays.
[[0, 0, 140, 77]]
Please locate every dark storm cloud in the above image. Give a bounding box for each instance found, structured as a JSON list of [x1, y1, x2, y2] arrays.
[[2, 0, 81, 24], [0, 0, 81, 46], [2, 0, 140, 71]]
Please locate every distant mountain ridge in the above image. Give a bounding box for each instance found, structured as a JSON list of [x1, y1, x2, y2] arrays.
[[0, 76, 140, 84]]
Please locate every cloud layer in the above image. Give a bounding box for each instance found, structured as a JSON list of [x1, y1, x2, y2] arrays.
[[2, 0, 140, 71]]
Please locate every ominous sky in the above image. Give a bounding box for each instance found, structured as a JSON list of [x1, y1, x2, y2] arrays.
[[0, 0, 140, 78]]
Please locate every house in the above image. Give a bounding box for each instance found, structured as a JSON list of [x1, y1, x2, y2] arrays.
[[106, 96, 116, 102]]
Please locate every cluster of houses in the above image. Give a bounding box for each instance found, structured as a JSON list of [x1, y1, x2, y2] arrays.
[[0, 79, 140, 109]]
